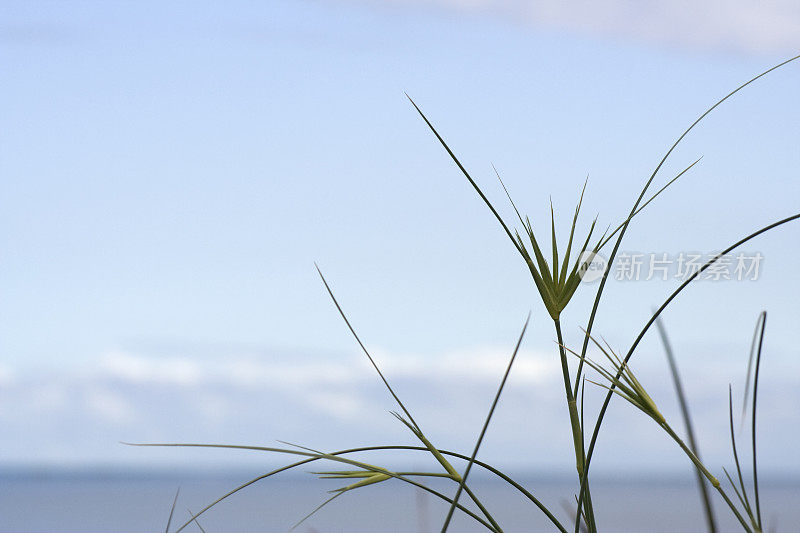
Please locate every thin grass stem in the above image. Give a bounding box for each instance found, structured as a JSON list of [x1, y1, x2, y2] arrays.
[[165, 488, 180, 533], [655, 316, 718, 533], [554, 319, 596, 532], [440, 314, 530, 533], [729, 387, 755, 522], [660, 424, 753, 533], [185, 509, 206, 533], [751, 313, 767, 529]]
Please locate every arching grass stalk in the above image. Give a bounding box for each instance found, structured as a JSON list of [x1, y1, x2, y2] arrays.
[[130, 442, 498, 532], [129, 442, 568, 533], [573, 212, 800, 532], [572, 53, 800, 532]]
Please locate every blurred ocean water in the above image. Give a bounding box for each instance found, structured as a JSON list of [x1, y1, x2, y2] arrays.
[[1, 471, 798, 532]]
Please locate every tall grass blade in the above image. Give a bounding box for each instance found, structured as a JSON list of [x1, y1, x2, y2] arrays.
[[440, 313, 531, 533], [165, 488, 180, 533], [315, 265, 463, 479], [559, 178, 588, 288], [722, 467, 750, 515], [751, 313, 767, 529], [406, 95, 522, 255], [655, 316, 718, 533], [741, 314, 764, 422], [729, 387, 755, 523], [186, 509, 206, 533], [559, 499, 588, 533], [315, 264, 420, 431]]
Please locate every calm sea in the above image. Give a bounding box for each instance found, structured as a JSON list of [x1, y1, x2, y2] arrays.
[[1, 470, 798, 532]]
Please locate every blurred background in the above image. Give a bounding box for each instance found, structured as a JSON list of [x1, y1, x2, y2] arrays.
[[2, 1, 799, 531]]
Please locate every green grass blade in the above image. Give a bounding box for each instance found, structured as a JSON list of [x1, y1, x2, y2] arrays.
[[407, 95, 522, 256], [729, 387, 755, 522], [492, 164, 527, 229], [525, 218, 555, 289], [560, 498, 588, 533], [741, 314, 764, 422], [165, 488, 180, 533], [440, 313, 531, 533], [551, 201, 559, 285], [599, 157, 702, 250], [134, 442, 567, 533], [722, 468, 749, 515], [559, 178, 588, 288], [315, 265, 420, 431], [186, 509, 206, 533], [127, 442, 494, 532], [290, 492, 345, 532], [750, 313, 767, 529], [655, 316, 718, 533]]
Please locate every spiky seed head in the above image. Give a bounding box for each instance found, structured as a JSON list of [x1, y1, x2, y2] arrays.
[[332, 472, 391, 493]]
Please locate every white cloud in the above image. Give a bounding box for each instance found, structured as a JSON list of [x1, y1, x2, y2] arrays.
[[357, 0, 800, 54], [101, 350, 202, 386], [375, 346, 559, 384], [2, 345, 800, 471]]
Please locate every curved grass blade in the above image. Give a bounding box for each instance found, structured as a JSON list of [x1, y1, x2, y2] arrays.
[[741, 313, 766, 422], [126, 442, 496, 532], [751, 313, 767, 529], [440, 313, 530, 533], [597, 157, 702, 251], [127, 443, 566, 533], [186, 509, 206, 533]]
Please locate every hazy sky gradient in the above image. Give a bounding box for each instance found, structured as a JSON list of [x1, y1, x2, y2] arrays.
[[1, 1, 799, 471]]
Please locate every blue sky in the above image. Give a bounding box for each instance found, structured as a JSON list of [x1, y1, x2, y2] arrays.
[[1, 1, 799, 472]]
